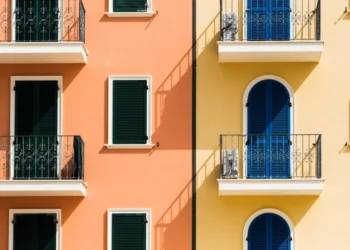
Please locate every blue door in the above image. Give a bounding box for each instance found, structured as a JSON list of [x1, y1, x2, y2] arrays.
[[247, 0, 290, 41], [248, 213, 291, 250], [247, 80, 290, 178]]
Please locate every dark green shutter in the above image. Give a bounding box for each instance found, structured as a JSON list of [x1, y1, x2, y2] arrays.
[[14, 81, 58, 179], [16, 0, 59, 42], [112, 214, 147, 250], [13, 214, 57, 250], [113, 0, 147, 12], [113, 80, 148, 144]]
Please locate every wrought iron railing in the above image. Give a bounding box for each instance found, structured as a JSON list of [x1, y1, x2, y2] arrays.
[[220, 0, 321, 41], [0, 0, 86, 42], [0, 135, 84, 180], [220, 134, 322, 179]]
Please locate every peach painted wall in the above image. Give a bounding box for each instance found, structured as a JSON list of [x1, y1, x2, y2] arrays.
[[0, 0, 193, 249]]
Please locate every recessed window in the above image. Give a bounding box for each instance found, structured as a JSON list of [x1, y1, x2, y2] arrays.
[[107, 209, 151, 250], [9, 209, 61, 250], [106, 0, 156, 17], [106, 76, 154, 149]]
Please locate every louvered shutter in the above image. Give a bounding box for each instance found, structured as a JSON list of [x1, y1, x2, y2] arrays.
[[14, 81, 58, 179], [113, 0, 147, 12], [15, 0, 58, 41], [247, 0, 267, 40], [112, 214, 147, 250], [113, 80, 148, 144], [13, 214, 57, 250], [269, 80, 290, 178], [271, 214, 290, 250], [270, 0, 290, 40], [248, 81, 268, 178], [248, 214, 268, 250]]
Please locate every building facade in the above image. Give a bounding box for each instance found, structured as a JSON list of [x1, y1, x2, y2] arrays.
[[0, 0, 193, 249], [196, 0, 350, 249]]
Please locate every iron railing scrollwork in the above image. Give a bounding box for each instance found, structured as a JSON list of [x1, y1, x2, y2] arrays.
[[220, 134, 322, 179], [0, 135, 84, 180], [0, 0, 85, 42]]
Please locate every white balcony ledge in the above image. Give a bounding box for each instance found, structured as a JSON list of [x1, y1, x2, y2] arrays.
[[0, 180, 87, 196], [0, 42, 88, 64], [218, 179, 324, 196], [217, 41, 324, 63]]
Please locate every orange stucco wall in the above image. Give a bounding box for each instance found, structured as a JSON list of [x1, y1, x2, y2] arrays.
[[0, 0, 193, 249]]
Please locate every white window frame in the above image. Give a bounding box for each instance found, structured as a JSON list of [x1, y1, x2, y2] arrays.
[[107, 208, 151, 250], [11, 0, 63, 41], [105, 0, 156, 17], [243, 208, 295, 250], [10, 76, 63, 179], [9, 209, 62, 250], [105, 75, 154, 149]]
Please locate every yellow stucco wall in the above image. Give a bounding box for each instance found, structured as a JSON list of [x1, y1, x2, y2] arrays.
[[196, 0, 350, 249]]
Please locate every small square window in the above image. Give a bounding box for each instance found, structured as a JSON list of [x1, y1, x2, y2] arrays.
[[107, 209, 151, 250], [106, 0, 156, 17], [106, 76, 154, 149]]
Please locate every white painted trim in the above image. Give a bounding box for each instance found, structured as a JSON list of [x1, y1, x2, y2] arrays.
[[107, 0, 153, 15], [9, 209, 61, 250], [105, 12, 156, 17], [107, 208, 151, 250], [107, 75, 152, 147], [104, 144, 155, 149], [217, 179, 324, 196], [243, 208, 295, 250], [0, 180, 87, 196], [11, 0, 63, 41], [10, 76, 63, 179], [242, 75, 295, 177]]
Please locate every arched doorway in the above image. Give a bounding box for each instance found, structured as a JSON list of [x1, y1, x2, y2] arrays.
[[247, 79, 291, 178]]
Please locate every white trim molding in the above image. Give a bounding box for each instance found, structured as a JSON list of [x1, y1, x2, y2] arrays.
[[106, 75, 153, 149], [243, 208, 295, 250], [107, 208, 151, 250], [106, 0, 155, 17], [217, 178, 325, 196], [9, 209, 62, 250]]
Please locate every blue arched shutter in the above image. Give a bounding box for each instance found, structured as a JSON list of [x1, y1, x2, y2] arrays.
[[270, 0, 290, 40], [248, 82, 268, 178], [270, 81, 290, 178], [247, 0, 267, 41], [248, 213, 291, 250]]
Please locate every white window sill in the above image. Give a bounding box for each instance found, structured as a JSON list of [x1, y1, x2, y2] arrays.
[[105, 12, 157, 17], [104, 144, 155, 149]]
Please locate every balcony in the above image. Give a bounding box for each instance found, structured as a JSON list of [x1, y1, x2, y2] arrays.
[[218, 0, 323, 63], [218, 134, 324, 196], [0, 135, 87, 196], [0, 0, 87, 64]]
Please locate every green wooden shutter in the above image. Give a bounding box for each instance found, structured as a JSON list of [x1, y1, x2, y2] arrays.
[[15, 0, 59, 41], [112, 214, 147, 250], [13, 214, 57, 250], [113, 80, 148, 144], [113, 0, 147, 12]]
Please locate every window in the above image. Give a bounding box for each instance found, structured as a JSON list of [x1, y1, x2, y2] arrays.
[[107, 209, 151, 250], [106, 0, 156, 17], [9, 209, 61, 250], [106, 76, 154, 149]]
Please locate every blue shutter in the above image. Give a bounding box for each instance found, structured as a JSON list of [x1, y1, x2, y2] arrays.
[[247, 0, 268, 40], [271, 214, 290, 250], [248, 214, 268, 250], [269, 81, 290, 178], [270, 0, 290, 40], [248, 81, 268, 178], [248, 213, 291, 250]]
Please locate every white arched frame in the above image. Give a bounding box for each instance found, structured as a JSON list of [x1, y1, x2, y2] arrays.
[[243, 208, 295, 250]]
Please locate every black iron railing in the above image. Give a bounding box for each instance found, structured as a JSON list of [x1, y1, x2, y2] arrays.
[[0, 135, 84, 180], [220, 0, 321, 41], [220, 134, 322, 179], [0, 0, 85, 42]]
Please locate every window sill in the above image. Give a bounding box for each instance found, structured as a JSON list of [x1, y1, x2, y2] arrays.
[[104, 144, 155, 149], [105, 12, 157, 17]]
